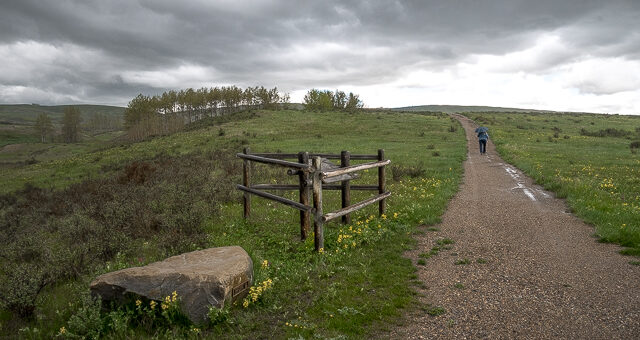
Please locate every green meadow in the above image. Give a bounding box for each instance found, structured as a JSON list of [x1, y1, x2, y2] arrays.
[[0, 110, 466, 339], [465, 112, 640, 256]]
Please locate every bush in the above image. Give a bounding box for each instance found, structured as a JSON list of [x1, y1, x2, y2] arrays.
[[0, 150, 241, 319], [0, 264, 52, 318], [66, 293, 104, 339], [580, 128, 631, 138], [391, 164, 426, 181]]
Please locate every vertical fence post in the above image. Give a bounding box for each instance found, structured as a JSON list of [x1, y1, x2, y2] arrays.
[[340, 150, 351, 224], [298, 152, 310, 240], [243, 147, 251, 218], [378, 149, 386, 216], [312, 157, 324, 252]]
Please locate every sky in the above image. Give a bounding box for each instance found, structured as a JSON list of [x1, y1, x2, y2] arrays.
[[1, 0, 639, 114]]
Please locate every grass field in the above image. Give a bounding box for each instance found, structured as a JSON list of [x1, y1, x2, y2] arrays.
[[0, 103, 124, 166], [0, 124, 39, 148], [464, 111, 640, 256], [0, 109, 467, 339]]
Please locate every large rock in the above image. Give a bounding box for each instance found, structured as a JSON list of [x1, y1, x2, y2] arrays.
[[90, 246, 252, 323]]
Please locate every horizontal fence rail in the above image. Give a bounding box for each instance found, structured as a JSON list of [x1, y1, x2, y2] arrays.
[[250, 184, 379, 191], [321, 160, 391, 183], [237, 185, 312, 212], [251, 153, 379, 160], [236, 149, 390, 252], [323, 191, 391, 222], [236, 153, 311, 169]]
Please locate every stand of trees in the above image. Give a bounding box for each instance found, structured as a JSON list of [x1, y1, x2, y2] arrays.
[[303, 89, 363, 112], [62, 106, 82, 143], [84, 113, 121, 133], [34, 113, 53, 143], [123, 86, 289, 141]]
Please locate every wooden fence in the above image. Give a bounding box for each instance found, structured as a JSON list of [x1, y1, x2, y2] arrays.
[[236, 148, 391, 251]]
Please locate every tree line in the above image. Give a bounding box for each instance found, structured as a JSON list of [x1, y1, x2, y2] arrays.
[[303, 89, 363, 112], [32, 86, 363, 144], [123, 86, 290, 141]]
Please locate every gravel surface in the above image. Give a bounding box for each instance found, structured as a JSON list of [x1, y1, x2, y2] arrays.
[[386, 114, 640, 339]]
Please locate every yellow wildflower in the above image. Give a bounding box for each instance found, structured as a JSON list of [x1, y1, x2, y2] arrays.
[[243, 299, 249, 308], [262, 260, 269, 268], [59, 327, 67, 334], [150, 300, 157, 310], [172, 291, 178, 302], [381, 214, 387, 220], [135, 299, 142, 307], [161, 302, 169, 310], [319, 247, 324, 253], [393, 212, 399, 218]]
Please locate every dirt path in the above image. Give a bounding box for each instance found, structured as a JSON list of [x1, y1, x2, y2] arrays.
[[388, 114, 640, 339]]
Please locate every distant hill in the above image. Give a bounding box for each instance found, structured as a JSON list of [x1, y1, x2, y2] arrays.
[[392, 105, 556, 114], [0, 104, 125, 125]]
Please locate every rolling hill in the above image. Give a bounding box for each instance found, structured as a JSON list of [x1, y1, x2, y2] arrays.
[[392, 104, 561, 113], [0, 104, 125, 125]]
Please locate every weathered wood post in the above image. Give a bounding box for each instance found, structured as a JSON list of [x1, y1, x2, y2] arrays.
[[242, 147, 251, 218], [298, 152, 311, 240], [378, 149, 386, 216], [340, 150, 351, 224], [312, 156, 324, 251]]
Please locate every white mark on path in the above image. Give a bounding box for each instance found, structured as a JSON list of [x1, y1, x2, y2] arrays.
[[536, 189, 551, 198], [522, 187, 536, 201], [505, 166, 519, 180], [505, 166, 537, 201]]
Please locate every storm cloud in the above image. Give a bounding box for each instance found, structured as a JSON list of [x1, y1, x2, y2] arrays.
[[0, 0, 639, 114]]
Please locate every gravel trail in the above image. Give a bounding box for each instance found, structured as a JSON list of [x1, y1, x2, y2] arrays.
[[387, 114, 640, 339]]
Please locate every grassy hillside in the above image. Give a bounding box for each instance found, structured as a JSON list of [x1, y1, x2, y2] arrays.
[[0, 104, 125, 164], [393, 104, 580, 114], [464, 111, 640, 257], [0, 125, 39, 147], [0, 109, 467, 339], [0, 104, 124, 125]]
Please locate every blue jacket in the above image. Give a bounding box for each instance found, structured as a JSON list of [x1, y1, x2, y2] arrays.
[[477, 131, 489, 141]]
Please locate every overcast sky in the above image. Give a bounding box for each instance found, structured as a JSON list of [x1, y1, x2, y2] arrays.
[[1, 0, 639, 114]]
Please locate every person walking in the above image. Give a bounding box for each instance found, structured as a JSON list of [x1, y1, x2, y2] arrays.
[[475, 126, 489, 155]]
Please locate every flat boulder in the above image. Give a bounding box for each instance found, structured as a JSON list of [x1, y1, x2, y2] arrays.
[[90, 246, 252, 323]]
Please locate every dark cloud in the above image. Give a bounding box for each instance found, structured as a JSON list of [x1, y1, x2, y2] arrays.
[[0, 0, 639, 113]]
